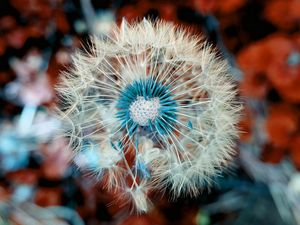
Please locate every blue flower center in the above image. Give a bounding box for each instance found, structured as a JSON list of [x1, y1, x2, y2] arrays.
[[116, 78, 177, 136]]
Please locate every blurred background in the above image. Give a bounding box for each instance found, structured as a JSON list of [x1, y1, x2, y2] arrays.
[[0, 0, 300, 224]]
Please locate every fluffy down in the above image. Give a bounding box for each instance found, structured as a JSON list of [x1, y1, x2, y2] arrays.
[[55, 18, 241, 212]]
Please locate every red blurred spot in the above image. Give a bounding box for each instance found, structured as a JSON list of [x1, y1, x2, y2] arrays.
[[0, 38, 6, 55], [261, 144, 286, 164], [265, 104, 298, 148], [54, 10, 70, 33], [6, 27, 27, 49], [35, 187, 62, 206], [0, 16, 16, 30], [7, 169, 39, 185], [264, 0, 300, 30], [237, 42, 271, 98], [290, 135, 300, 169], [194, 0, 217, 14]]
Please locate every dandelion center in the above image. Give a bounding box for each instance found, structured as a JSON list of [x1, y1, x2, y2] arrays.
[[116, 78, 177, 136], [129, 96, 160, 126]]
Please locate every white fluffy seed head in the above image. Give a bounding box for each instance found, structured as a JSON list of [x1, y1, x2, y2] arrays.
[[55, 18, 242, 212]]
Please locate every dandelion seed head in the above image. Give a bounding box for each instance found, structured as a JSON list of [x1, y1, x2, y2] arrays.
[[55, 18, 241, 212]]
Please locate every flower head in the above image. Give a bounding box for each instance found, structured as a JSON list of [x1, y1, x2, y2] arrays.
[[56, 19, 241, 212]]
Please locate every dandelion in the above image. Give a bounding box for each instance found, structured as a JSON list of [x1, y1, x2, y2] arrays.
[[55, 18, 241, 212]]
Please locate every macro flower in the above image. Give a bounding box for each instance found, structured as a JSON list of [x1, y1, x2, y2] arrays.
[[56, 19, 240, 212]]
